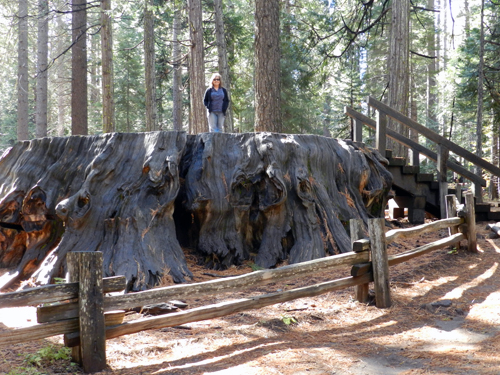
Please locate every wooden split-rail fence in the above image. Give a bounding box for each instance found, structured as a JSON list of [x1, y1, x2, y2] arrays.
[[0, 193, 477, 373]]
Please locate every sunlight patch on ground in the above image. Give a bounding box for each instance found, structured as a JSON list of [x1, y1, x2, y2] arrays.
[[441, 263, 498, 300], [394, 325, 491, 353], [466, 290, 500, 325], [485, 239, 500, 253], [0, 306, 36, 328], [150, 341, 280, 374]]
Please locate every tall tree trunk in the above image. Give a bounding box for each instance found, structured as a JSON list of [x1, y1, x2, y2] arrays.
[[254, 0, 281, 133], [72, 0, 88, 135], [56, 16, 68, 137], [187, 0, 206, 134], [172, 6, 183, 131], [491, 129, 499, 200], [426, 0, 438, 134], [101, 0, 115, 133], [214, 0, 233, 132], [36, 0, 48, 138], [17, 0, 29, 141], [476, 0, 485, 202], [144, 0, 157, 131], [387, 0, 410, 157], [464, 0, 471, 39]]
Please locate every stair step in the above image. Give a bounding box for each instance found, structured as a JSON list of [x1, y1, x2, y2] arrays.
[[417, 173, 434, 182], [388, 157, 406, 167], [402, 166, 419, 174], [488, 211, 500, 221], [475, 203, 491, 213]]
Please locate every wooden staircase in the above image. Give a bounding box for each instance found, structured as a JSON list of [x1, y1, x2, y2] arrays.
[[345, 97, 500, 224], [386, 151, 500, 223]]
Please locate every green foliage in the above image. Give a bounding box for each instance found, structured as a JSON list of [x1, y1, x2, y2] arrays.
[[24, 345, 72, 367], [281, 315, 297, 325], [5, 345, 78, 375]]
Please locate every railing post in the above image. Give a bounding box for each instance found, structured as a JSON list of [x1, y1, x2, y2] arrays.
[[376, 110, 387, 157], [65, 252, 106, 373], [437, 144, 449, 219], [350, 219, 369, 303], [464, 193, 477, 252], [409, 129, 420, 168], [445, 194, 460, 249], [473, 170, 483, 203], [368, 218, 391, 308], [353, 118, 363, 143]]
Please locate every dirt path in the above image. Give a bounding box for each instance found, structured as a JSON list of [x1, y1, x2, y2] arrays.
[[1, 221, 500, 375]]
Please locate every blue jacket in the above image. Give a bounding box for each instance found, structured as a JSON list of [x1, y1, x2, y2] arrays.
[[203, 87, 230, 115]]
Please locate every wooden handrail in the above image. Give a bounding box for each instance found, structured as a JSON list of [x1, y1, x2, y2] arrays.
[[345, 106, 486, 186], [367, 96, 500, 177]]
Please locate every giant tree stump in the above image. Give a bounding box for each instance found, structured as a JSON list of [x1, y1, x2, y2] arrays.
[[0, 132, 392, 291]]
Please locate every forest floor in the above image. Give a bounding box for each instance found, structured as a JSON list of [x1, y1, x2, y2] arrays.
[[1, 219, 500, 375]]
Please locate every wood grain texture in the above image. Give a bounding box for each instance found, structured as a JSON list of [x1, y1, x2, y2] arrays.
[[38, 251, 369, 322], [65, 273, 373, 346], [0, 276, 125, 309], [465, 193, 477, 252], [369, 218, 391, 308]]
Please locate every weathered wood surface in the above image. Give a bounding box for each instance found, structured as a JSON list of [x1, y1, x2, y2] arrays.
[[350, 219, 369, 302], [369, 218, 391, 308], [385, 217, 462, 243], [0, 132, 392, 291], [37, 250, 369, 323], [0, 276, 125, 308], [65, 272, 373, 346], [70, 252, 106, 373], [388, 233, 465, 266], [0, 310, 125, 347], [465, 193, 477, 252]]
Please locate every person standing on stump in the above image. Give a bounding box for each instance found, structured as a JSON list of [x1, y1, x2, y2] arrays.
[[203, 73, 230, 132]]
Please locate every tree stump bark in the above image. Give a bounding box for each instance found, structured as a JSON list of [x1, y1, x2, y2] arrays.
[[0, 132, 392, 291]]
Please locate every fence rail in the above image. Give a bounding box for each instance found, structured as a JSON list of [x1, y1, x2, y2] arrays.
[[0, 193, 476, 373]]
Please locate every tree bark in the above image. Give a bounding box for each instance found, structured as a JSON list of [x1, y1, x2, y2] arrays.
[[17, 0, 29, 141], [214, 0, 233, 132], [36, 0, 49, 139], [172, 7, 183, 131], [0, 133, 392, 291], [476, 0, 485, 191], [187, 0, 207, 133], [144, 0, 157, 131], [387, 0, 410, 157], [102, 0, 115, 133], [254, 0, 282, 132], [426, 0, 438, 134], [71, 0, 88, 135]]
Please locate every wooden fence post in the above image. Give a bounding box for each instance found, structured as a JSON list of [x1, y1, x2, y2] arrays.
[[465, 193, 477, 252], [445, 194, 460, 249], [350, 219, 369, 303], [437, 144, 449, 220], [353, 118, 363, 143], [65, 252, 107, 373], [376, 110, 387, 157], [368, 218, 391, 308]]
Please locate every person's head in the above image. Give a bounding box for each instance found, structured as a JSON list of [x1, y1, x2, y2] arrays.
[[210, 73, 222, 88]]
